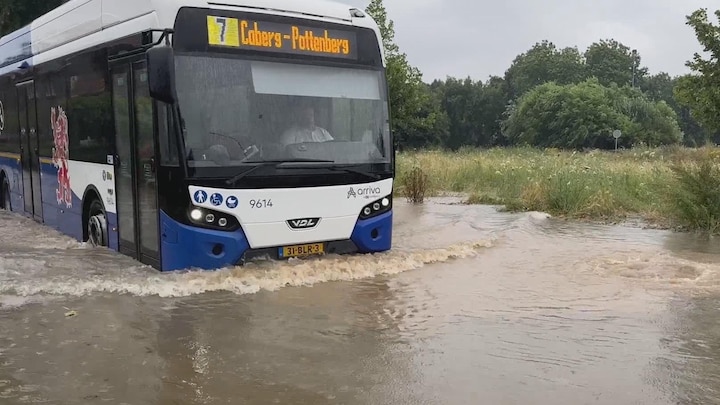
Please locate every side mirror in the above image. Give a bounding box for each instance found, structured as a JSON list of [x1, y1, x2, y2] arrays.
[[146, 46, 177, 104]]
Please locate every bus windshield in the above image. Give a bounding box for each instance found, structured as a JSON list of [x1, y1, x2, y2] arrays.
[[174, 55, 391, 168]]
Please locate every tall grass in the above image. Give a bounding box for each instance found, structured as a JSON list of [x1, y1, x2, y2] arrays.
[[398, 160, 429, 203], [668, 157, 720, 233], [395, 146, 720, 233]]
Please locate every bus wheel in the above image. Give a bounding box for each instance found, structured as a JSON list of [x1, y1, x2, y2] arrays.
[[1, 180, 9, 211], [87, 199, 108, 247]]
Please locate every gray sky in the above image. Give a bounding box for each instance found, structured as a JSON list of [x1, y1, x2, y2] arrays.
[[339, 0, 717, 83]]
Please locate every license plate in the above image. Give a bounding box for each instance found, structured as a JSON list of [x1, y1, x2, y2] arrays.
[[279, 243, 325, 258]]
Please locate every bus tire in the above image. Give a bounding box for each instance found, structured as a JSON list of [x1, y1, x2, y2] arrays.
[[1, 178, 9, 211], [87, 198, 108, 247]]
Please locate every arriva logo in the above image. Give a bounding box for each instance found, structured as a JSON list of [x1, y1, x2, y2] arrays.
[[286, 217, 321, 230], [347, 186, 381, 199]]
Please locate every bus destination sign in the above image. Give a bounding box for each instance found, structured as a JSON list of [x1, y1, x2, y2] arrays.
[[207, 16, 358, 59]]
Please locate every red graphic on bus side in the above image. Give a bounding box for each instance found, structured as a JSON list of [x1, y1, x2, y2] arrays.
[[51, 106, 72, 208]]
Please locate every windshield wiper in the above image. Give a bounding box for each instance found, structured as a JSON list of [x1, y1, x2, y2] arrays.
[[325, 166, 381, 181], [274, 159, 335, 167], [224, 160, 383, 186], [225, 161, 276, 186], [209, 131, 245, 150], [273, 160, 379, 180], [225, 159, 335, 186]]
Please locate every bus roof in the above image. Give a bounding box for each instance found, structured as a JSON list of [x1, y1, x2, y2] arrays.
[[0, 0, 383, 73]]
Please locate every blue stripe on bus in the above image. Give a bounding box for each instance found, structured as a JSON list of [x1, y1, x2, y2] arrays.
[[0, 157, 118, 251], [351, 210, 393, 253], [39, 161, 83, 241], [159, 210, 251, 271], [159, 208, 393, 271], [38, 161, 119, 250]]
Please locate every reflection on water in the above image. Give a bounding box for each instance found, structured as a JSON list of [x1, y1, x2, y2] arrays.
[[0, 199, 719, 404], [658, 296, 720, 405]]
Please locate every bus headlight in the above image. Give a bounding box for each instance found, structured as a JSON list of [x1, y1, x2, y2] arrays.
[[187, 206, 239, 231], [359, 195, 392, 220]]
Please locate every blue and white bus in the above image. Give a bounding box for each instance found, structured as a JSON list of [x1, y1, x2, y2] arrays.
[[0, 0, 395, 271]]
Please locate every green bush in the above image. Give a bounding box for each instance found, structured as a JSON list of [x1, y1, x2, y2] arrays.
[[401, 165, 429, 203], [669, 158, 720, 234]]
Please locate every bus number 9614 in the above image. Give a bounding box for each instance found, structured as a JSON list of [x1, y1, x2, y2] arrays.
[[249, 199, 273, 209]]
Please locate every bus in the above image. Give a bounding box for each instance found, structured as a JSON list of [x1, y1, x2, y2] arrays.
[[0, 0, 395, 271]]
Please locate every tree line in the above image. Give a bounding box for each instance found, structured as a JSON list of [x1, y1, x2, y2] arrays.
[[3, 1, 719, 151], [366, 0, 720, 151]]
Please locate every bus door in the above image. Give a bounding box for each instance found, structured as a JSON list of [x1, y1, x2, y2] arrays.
[[16, 81, 43, 221], [110, 60, 160, 268]]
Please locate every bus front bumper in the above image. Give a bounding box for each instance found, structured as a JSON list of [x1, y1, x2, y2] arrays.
[[159, 210, 392, 271]]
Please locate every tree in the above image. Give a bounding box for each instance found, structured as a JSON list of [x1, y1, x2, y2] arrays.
[[504, 40, 587, 99], [502, 79, 682, 149], [641, 72, 675, 105], [477, 76, 511, 146], [674, 8, 720, 133], [584, 39, 648, 88], [365, 0, 440, 148], [436, 77, 482, 149], [432, 75, 510, 149], [398, 83, 450, 149], [640, 73, 709, 146], [502, 80, 630, 149]]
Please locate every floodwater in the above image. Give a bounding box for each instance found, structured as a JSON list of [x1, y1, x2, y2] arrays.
[[1, 198, 720, 405]]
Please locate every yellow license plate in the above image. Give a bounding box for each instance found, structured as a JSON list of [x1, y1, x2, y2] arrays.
[[279, 243, 325, 258]]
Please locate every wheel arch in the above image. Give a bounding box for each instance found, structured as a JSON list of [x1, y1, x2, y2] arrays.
[[81, 184, 105, 241]]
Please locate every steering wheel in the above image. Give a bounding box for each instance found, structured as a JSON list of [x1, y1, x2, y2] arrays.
[[203, 144, 231, 165]]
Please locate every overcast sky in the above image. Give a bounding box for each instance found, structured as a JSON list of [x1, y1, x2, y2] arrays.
[[338, 0, 717, 83]]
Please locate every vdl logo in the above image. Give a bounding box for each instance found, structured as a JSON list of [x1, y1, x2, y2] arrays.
[[286, 217, 321, 230]]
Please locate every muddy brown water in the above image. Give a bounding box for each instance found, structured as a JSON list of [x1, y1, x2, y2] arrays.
[[1, 198, 719, 404]]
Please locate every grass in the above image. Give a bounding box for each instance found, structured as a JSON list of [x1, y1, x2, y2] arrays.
[[395, 145, 720, 234], [400, 165, 429, 203]]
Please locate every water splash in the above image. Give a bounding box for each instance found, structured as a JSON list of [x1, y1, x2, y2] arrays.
[[0, 240, 495, 298], [587, 251, 720, 292]]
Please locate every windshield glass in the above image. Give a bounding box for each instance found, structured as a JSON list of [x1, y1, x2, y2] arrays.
[[174, 55, 391, 168]]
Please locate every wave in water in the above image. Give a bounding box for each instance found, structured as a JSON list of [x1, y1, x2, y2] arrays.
[[0, 239, 495, 298]]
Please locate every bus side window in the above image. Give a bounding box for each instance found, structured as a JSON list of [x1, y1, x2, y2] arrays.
[[0, 90, 20, 155], [157, 102, 179, 166], [66, 51, 112, 164]]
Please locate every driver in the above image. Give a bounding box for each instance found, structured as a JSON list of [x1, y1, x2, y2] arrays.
[[280, 105, 333, 145]]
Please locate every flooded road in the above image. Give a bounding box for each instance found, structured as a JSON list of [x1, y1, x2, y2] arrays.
[[1, 198, 720, 404]]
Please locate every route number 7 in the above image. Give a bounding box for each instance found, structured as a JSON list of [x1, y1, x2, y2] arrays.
[[215, 17, 227, 42]]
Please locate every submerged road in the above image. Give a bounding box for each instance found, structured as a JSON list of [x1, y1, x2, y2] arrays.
[[0, 198, 719, 404]]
